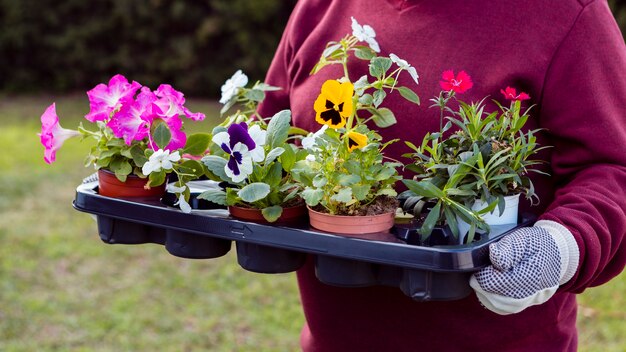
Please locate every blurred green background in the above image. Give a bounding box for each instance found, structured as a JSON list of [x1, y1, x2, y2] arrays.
[[1, 1, 625, 351]]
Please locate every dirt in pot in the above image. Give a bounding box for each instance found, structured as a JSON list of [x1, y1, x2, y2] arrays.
[[312, 196, 399, 216]]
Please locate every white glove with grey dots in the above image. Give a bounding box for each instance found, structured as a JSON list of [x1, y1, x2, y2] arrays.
[[470, 220, 579, 315]]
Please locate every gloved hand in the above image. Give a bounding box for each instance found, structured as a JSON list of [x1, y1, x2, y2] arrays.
[[469, 220, 579, 315]]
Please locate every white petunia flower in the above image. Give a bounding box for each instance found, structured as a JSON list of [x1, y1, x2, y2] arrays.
[[167, 184, 192, 213], [219, 70, 248, 105], [142, 149, 181, 175], [351, 17, 380, 53], [390, 53, 419, 85], [301, 125, 328, 151], [247, 124, 267, 162]]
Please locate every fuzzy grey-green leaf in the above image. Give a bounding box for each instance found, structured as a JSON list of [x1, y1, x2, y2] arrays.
[[237, 183, 271, 203]]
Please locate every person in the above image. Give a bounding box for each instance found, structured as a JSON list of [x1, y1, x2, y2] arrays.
[[257, 0, 626, 350]]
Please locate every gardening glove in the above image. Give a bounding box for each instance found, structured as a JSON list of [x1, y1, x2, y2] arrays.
[[469, 220, 579, 315]]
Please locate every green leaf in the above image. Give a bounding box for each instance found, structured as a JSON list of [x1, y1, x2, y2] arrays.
[[288, 127, 309, 137], [179, 159, 205, 178], [443, 206, 460, 239], [264, 162, 283, 188], [261, 205, 283, 222], [265, 147, 285, 164], [369, 57, 392, 78], [344, 160, 362, 175], [338, 174, 361, 186], [331, 187, 353, 203], [148, 170, 166, 187], [359, 93, 374, 105], [201, 155, 230, 182], [266, 110, 291, 149], [402, 179, 445, 199], [115, 160, 132, 178], [302, 188, 324, 206], [237, 182, 271, 203], [312, 174, 328, 188], [419, 201, 441, 237], [376, 188, 397, 197], [279, 144, 296, 172], [282, 187, 300, 203], [183, 133, 211, 156], [197, 189, 228, 206], [375, 165, 397, 180], [130, 145, 148, 167], [397, 86, 420, 105], [245, 89, 265, 102], [220, 99, 236, 115], [371, 107, 396, 128], [153, 121, 172, 150], [120, 147, 133, 159], [354, 46, 376, 60], [373, 89, 386, 108], [322, 43, 342, 58], [351, 184, 370, 201]]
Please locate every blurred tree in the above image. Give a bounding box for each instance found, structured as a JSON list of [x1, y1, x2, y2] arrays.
[[0, 0, 623, 96], [0, 0, 297, 96], [609, 0, 626, 41]]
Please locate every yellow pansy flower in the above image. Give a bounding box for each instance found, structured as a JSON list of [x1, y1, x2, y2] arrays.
[[346, 131, 368, 152], [313, 80, 354, 129]]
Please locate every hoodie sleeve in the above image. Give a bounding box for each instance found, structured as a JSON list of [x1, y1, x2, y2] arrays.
[[537, 0, 626, 293]]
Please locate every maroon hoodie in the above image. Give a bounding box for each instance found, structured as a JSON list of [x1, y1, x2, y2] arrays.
[[258, 0, 626, 350]]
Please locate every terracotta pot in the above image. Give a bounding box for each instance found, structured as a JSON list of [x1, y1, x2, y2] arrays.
[[97, 169, 165, 198], [307, 207, 395, 235], [228, 204, 307, 224]]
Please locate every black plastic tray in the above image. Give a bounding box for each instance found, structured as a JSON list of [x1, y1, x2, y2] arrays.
[[73, 181, 533, 301]]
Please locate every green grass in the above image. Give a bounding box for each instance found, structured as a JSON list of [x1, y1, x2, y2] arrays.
[[1, 95, 624, 351]]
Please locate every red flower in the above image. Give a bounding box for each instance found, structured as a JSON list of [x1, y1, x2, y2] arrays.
[[439, 70, 473, 93], [501, 86, 530, 101]]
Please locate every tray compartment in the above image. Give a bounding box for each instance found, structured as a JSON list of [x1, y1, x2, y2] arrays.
[[236, 242, 306, 273], [97, 215, 165, 245], [314, 255, 378, 287], [399, 269, 472, 301], [165, 229, 232, 259]]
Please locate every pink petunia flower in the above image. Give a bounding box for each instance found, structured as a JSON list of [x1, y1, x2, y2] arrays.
[[107, 87, 157, 145], [439, 70, 473, 94], [501, 86, 531, 101], [153, 84, 206, 121], [39, 103, 81, 164], [85, 74, 142, 122]]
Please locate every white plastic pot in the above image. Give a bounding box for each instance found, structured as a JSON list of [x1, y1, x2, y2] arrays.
[[457, 194, 520, 239]]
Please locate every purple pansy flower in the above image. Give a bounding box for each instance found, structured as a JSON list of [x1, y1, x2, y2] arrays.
[[212, 123, 266, 183], [85, 74, 141, 122]]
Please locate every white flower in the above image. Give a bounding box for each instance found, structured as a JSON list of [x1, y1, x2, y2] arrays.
[[227, 143, 254, 183], [351, 17, 380, 53], [212, 122, 265, 183], [305, 154, 316, 162], [219, 70, 248, 105], [390, 53, 419, 85], [301, 125, 328, 151], [247, 124, 267, 162], [142, 149, 181, 175], [167, 184, 191, 213]]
